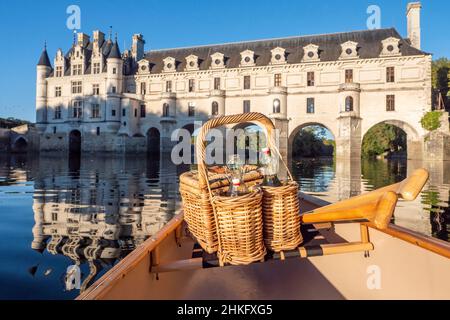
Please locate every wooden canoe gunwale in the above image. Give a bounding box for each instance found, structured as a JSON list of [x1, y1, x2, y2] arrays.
[[76, 212, 185, 300], [77, 195, 450, 301]]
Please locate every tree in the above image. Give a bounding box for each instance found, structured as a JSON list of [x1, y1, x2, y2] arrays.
[[292, 126, 334, 158], [432, 58, 450, 111], [362, 124, 406, 158]]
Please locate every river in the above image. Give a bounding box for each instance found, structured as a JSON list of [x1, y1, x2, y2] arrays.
[[0, 153, 448, 299]]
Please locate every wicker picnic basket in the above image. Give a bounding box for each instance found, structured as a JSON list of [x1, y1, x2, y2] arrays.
[[194, 113, 277, 265], [179, 167, 262, 254]]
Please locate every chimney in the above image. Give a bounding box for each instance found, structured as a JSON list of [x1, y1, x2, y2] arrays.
[[77, 32, 90, 48], [132, 34, 145, 62], [407, 2, 422, 50], [93, 30, 105, 46]]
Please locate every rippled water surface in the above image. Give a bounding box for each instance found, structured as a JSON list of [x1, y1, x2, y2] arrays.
[[0, 153, 448, 299]]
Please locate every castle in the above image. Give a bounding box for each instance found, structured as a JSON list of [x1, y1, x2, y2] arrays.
[[36, 2, 433, 160]]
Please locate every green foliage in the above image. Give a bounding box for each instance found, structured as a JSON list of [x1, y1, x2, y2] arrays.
[[420, 111, 442, 132], [432, 58, 450, 90], [362, 124, 406, 157], [292, 126, 334, 157], [432, 58, 450, 110]]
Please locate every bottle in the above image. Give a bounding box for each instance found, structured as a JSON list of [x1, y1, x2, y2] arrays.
[[226, 155, 249, 197], [261, 147, 282, 187], [228, 177, 249, 197]]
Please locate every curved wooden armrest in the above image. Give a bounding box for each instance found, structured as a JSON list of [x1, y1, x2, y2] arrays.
[[302, 191, 398, 230]]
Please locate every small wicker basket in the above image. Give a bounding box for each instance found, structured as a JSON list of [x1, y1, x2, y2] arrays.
[[262, 181, 303, 252], [212, 189, 266, 265], [180, 168, 262, 254]]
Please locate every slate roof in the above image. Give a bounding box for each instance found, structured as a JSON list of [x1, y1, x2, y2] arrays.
[[143, 28, 429, 74], [37, 48, 52, 67], [108, 41, 122, 59]]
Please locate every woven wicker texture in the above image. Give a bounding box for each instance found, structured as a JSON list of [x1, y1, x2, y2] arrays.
[[262, 181, 303, 251], [212, 189, 266, 265], [180, 168, 262, 254]]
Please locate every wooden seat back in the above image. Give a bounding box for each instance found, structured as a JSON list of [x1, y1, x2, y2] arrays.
[[301, 169, 429, 230]]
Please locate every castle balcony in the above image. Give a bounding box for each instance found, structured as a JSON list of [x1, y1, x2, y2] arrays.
[[160, 92, 177, 100], [269, 86, 288, 95], [210, 89, 226, 97], [339, 82, 361, 92]]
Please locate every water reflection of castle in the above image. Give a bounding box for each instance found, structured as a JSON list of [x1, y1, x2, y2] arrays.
[[31, 153, 180, 291]]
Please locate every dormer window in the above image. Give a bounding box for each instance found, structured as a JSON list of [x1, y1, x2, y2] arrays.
[[381, 37, 401, 56], [302, 44, 320, 62], [55, 66, 63, 77], [72, 64, 82, 76], [271, 47, 286, 64], [210, 52, 225, 69], [93, 63, 101, 74], [340, 41, 359, 60], [185, 55, 199, 71], [138, 59, 150, 74], [163, 57, 176, 72], [240, 50, 255, 67]]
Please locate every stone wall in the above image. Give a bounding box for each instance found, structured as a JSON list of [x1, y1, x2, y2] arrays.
[[0, 129, 10, 152]]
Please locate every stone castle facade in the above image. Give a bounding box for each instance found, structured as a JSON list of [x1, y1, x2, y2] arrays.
[[36, 2, 432, 159]]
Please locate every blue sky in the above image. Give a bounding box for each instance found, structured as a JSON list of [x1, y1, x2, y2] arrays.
[[0, 0, 447, 121]]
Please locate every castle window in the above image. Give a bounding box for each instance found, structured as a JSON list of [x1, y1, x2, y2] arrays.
[[244, 76, 251, 90], [53, 127, 57, 134], [243, 100, 251, 113], [91, 104, 100, 118], [386, 95, 395, 112], [273, 99, 281, 114], [345, 70, 353, 83], [96, 127, 100, 136], [345, 96, 354, 112], [307, 72, 315, 86], [140, 105, 146, 118], [71, 81, 82, 94], [122, 109, 126, 117], [274, 74, 282, 87], [111, 86, 117, 94], [140, 82, 146, 95], [54, 106, 62, 119], [112, 109, 116, 117], [113, 68, 117, 75], [189, 79, 195, 92], [166, 80, 172, 93], [386, 67, 395, 83], [72, 64, 82, 76], [188, 102, 195, 117], [92, 84, 100, 95], [307, 98, 315, 114], [55, 66, 63, 77], [214, 77, 221, 90], [212, 101, 219, 116], [72, 100, 83, 118], [55, 86, 62, 97], [134, 108, 138, 118], [93, 63, 101, 74], [163, 103, 170, 117]]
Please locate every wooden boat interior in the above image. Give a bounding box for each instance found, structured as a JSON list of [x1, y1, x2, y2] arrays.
[[77, 168, 450, 300]]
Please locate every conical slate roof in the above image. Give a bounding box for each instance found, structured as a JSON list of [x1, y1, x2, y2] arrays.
[[107, 41, 121, 59], [37, 47, 52, 67]]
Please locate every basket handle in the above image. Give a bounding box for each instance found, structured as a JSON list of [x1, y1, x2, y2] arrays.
[[196, 112, 289, 189]]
